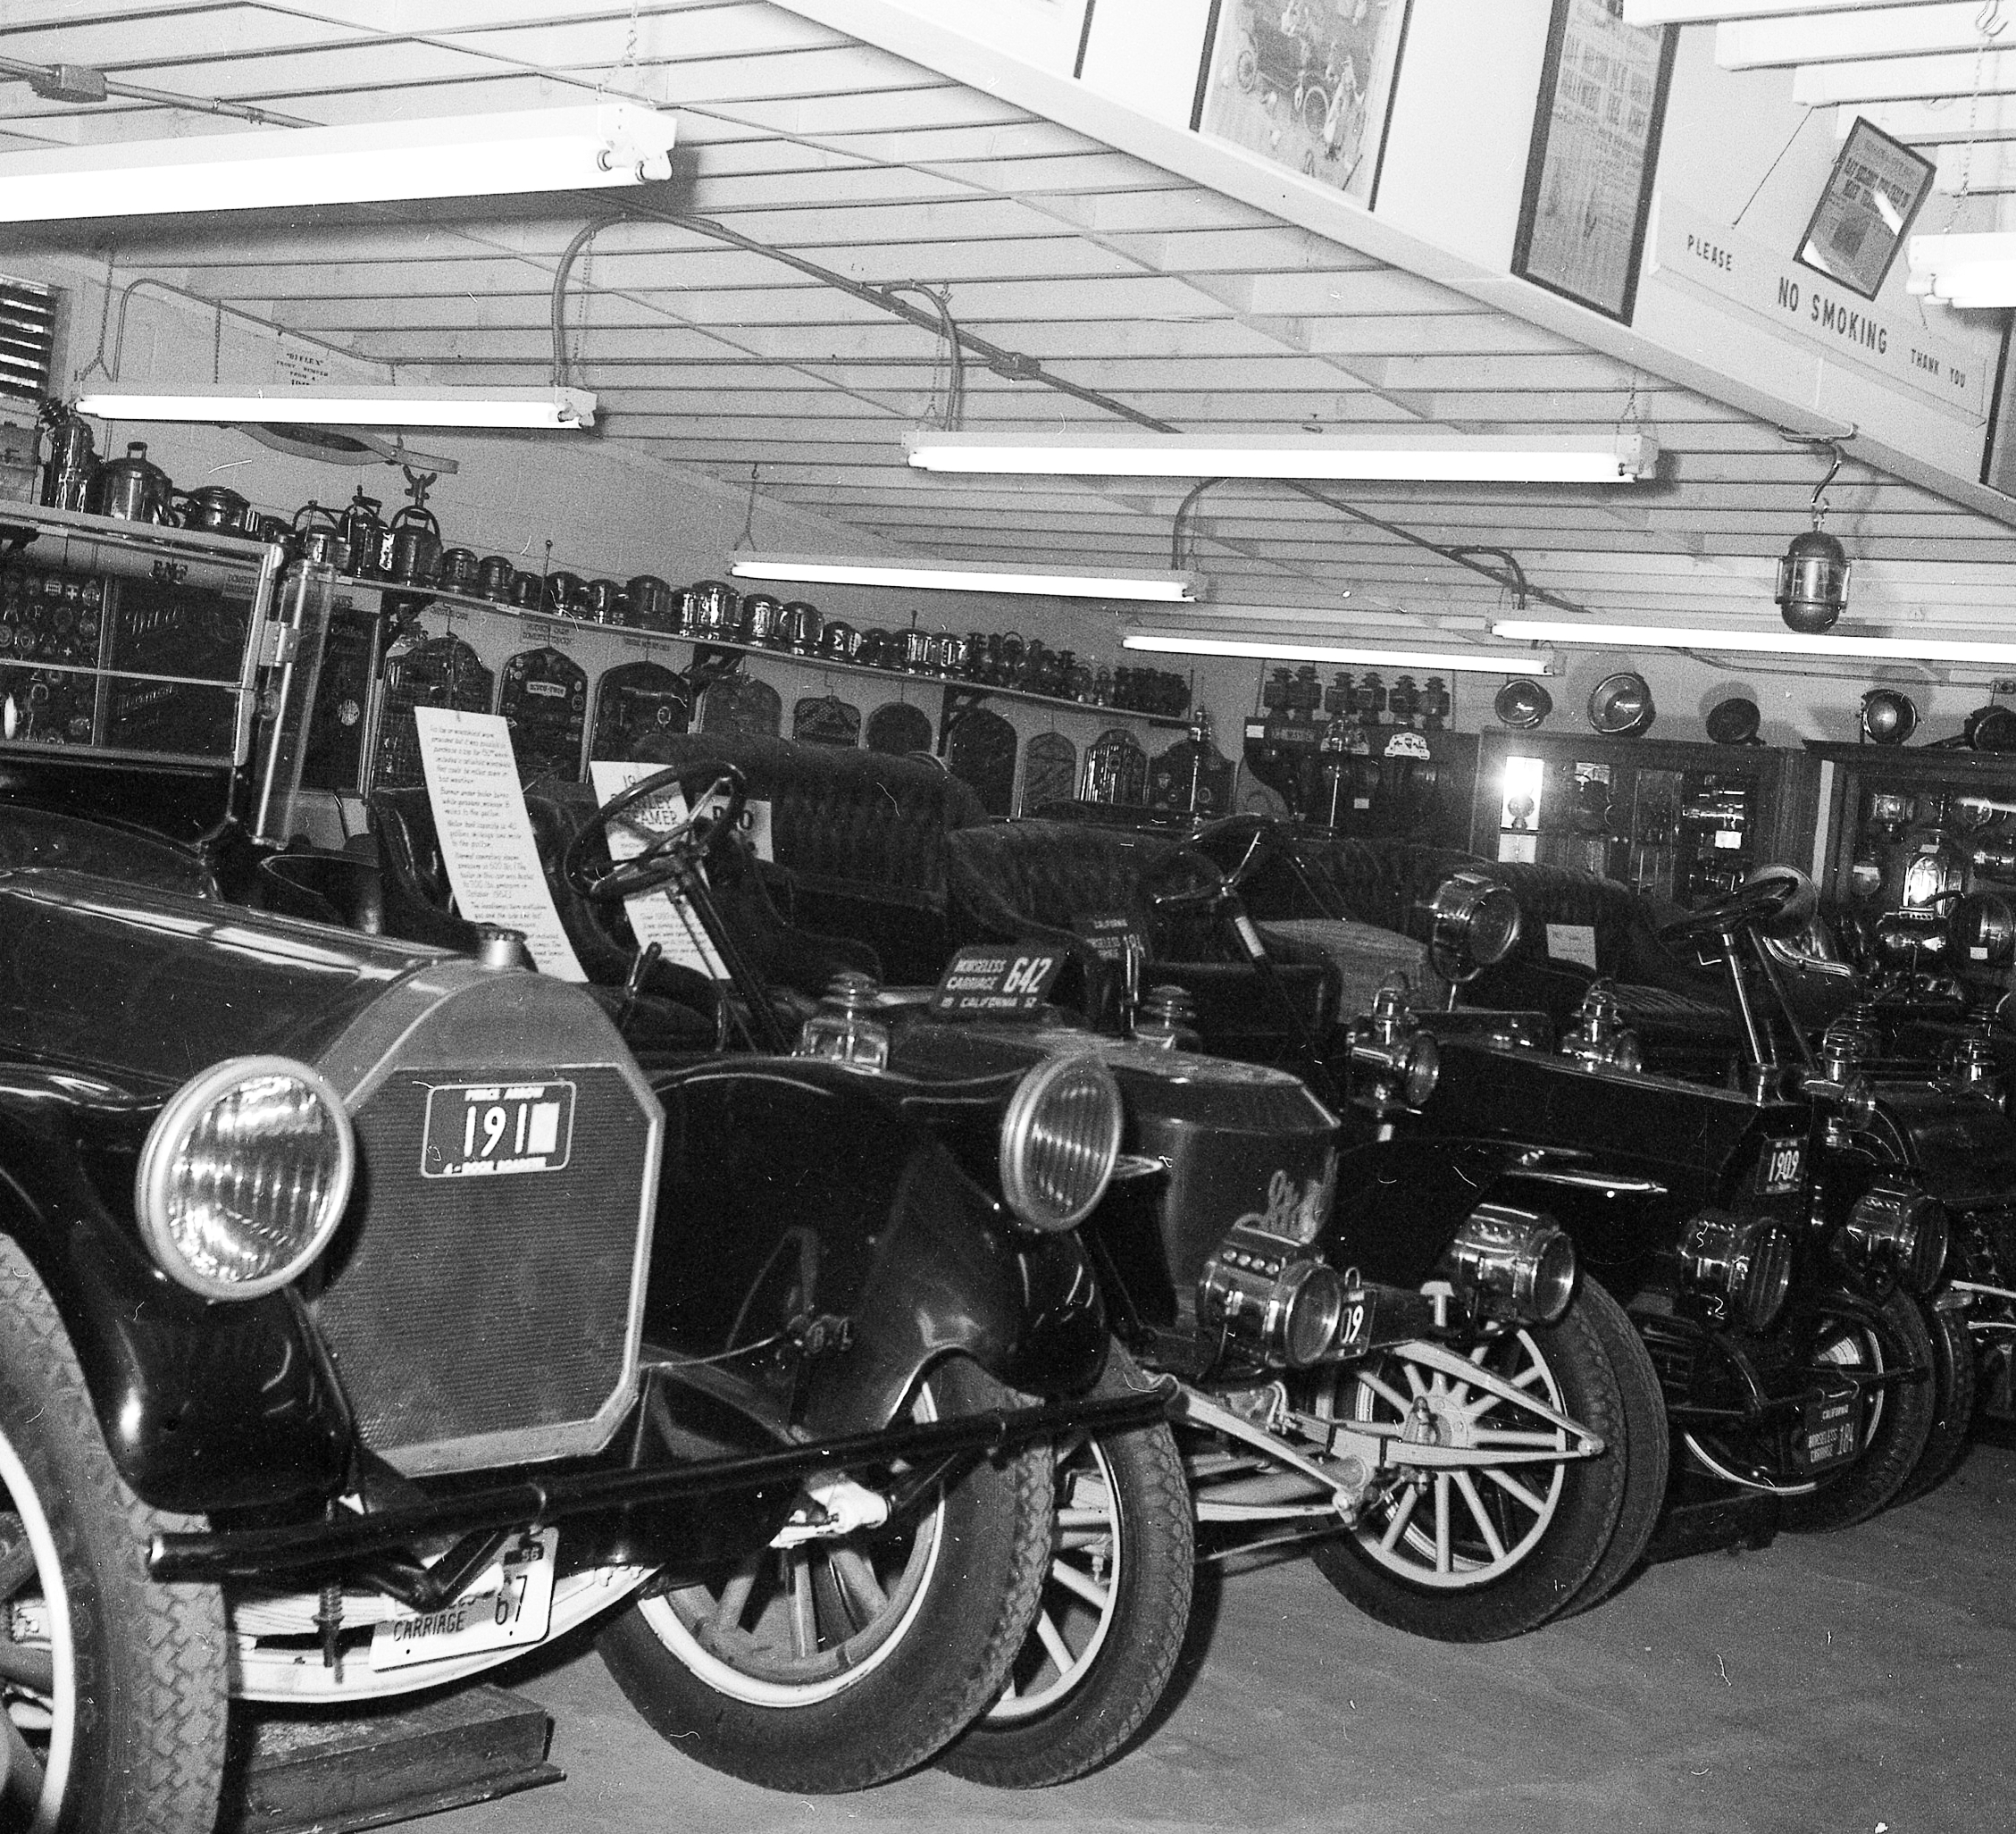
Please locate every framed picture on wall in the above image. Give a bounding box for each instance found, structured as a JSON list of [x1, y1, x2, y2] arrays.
[[1193, 0, 1415, 208], [1795, 116, 1935, 301], [1512, 0, 1677, 323]]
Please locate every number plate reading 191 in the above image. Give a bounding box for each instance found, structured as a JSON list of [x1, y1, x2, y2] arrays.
[[421, 1080, 575, 1178], [1755, 1138, 1804, 1196], [369, 1528, 557, 1671]]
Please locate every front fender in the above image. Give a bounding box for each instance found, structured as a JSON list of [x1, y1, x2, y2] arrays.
[[1319, 1137, 1537, 1288], [0, 1078, 352, 1514], [648, 1059, 1106, 1437]]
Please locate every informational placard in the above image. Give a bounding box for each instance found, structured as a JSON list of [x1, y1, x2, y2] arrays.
[[929, 944, 1066, 1017], [412, 708, 585, 982], [1797, 116, 1934, 302], [588, 760, 731, 979], [1545, 923, 1599, 969], [1513, 0, 1675, 322]]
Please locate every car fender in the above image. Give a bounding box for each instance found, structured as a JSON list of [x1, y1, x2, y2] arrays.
[[1318, 1136, 1544, 1289], [648, 1059, 1107, 1436], [0, 1077, 353, 1514]]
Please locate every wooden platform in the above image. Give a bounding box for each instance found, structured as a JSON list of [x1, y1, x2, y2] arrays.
[[222, 1683, 562, 1834]]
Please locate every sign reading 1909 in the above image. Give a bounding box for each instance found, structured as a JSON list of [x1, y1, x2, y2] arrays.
[[421, 1079, 576, 1178]]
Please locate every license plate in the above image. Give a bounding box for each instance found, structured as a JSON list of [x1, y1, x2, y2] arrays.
[[1756, 1137, 1804, 1196], [421, 1080, 575, 1178], [1793, 1388, 1860, 1472], [369, 1528, 557, 1671], [1334, 1287, 1376, 1355]]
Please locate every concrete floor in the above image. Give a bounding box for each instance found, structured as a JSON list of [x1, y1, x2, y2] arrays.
[[431, 1442, 2016, 1834]]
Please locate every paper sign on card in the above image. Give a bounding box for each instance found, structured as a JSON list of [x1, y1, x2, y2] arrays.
[[587, 761, 774, 981], [1545, 923, 1599, 969], [412, 708, 586, 982]]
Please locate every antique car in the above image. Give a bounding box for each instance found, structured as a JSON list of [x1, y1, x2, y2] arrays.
[[1157, 824, 1962, 1543], [0, 511, 1183, 1826], [523, 763, 1644, 1652], [0, 864, 1192, 1831]]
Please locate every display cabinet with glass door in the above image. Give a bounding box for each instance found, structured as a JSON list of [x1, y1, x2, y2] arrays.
[[0, 503, 335, 874], [1471, 729, 1818, 910]]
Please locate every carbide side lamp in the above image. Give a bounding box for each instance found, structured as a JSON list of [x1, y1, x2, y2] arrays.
[[1776, 527, 1850, 634], [796, 970, 891, 1072], [1560, 980, 1643, 1075], [1348, 981, 1439, 1116]]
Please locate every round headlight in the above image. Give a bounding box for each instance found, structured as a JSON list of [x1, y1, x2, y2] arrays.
[[999, 1052, 1123, 1232], [1273, 1259, 1345, 1368], [1680, 1211, 1794, 1332], [1442, 1203, 1577, 1325], [1842, 1182, 1950, 1295], [1423, 870, 1522, 983], [135, 1056, 356, 1301]]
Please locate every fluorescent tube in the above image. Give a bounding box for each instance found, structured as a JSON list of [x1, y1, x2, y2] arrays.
[[77, 386, 598, 430], [0, 103, 675, 221], [727, 556, 1201, 601], [1492, 618, 2016, 666], [1124, 632, 1556, 674], [906, 431, 1658, 484]]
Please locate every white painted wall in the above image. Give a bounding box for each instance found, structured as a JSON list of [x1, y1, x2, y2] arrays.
[[1373, 0, 1552, 265]]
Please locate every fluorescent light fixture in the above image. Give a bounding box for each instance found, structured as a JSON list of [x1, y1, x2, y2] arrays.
[[1907, 231, 2016, 308], [0, 103, 675, 222], [1493, 618, 2016, 666], [906, 431, 1659, 484], [76, 385, 597, 430], [1124, 632, 1557, 674], [726, 555, 1200, 602]]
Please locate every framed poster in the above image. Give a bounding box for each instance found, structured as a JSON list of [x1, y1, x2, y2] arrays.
[[1512, 0, 1677, 323], [1796, 116, 1935, 301], [1195, 0, 1414, 207]]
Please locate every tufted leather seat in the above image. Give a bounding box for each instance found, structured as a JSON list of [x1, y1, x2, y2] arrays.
[[630, 731, 986, 983], [942, 818, 1342, 1059]]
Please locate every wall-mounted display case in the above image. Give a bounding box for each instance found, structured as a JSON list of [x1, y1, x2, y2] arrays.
[[1471, 729, 1818, 909], [0, 503, 330, 848], [1809, 741, 2016, 966]]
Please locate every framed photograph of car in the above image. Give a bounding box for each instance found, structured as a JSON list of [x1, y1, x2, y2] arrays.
[[1194, 0, 1415, 206], [1512, 0, 1677, 323], [1795, 115, 1935, 302]]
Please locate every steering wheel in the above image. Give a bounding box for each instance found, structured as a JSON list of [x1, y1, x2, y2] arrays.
[[562, 760, 749, 903], [1659, 863, 1818, 944]]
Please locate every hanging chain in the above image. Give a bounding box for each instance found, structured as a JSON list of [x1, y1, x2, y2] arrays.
[[735, 463, 761, 551]]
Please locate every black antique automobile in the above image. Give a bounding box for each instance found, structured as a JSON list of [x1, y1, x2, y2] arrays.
[[0, 509, 1187, 1828], [514, 760, 1644, 1654], [1158, 821, 1960, 1545]]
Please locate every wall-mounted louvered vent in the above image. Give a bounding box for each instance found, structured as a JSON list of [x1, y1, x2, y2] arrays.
[[0, 276, 56, 413]]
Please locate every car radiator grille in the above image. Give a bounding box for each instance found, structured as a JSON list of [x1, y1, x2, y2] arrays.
[[313, 1064, 653, 1477]]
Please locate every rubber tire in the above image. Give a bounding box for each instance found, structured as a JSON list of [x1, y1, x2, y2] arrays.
[[938, 1346, 1192, 1788], [1307, 1283, 1629, 1642], [0, 1236, 228, 1833], [1779, 1287, 1938, 1535], [597, 1357, 1053, 1792], [1553, 1281, 1671, 1619], [1895, 1299, 1977, 1506]]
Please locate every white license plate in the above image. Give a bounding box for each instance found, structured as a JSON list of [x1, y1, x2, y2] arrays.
[[368, 1528, 557, 1671], [421, 1080, 575, 1178]]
